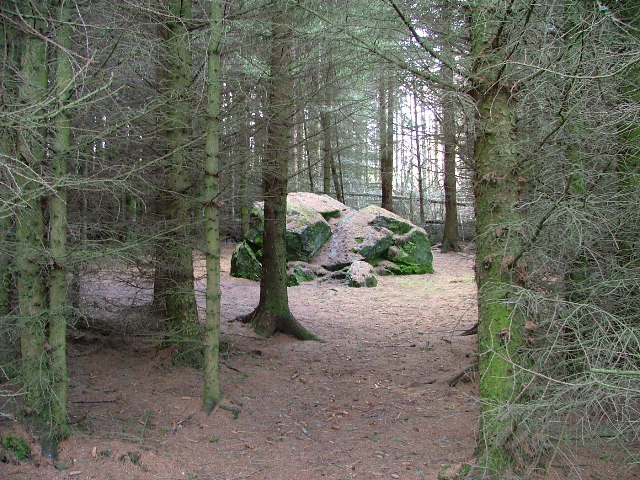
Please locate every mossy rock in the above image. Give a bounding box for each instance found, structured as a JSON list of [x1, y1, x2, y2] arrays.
[[318, 209, 342, 220], [369, 213, 413, 235], [285, 203, 331, 261], [230, 241, 262, 281], [386, 262, 434, 275], [245, 204, 265, 248], [244, 198, 332, 262], [352, 232, 394, 260], [372, 259, 404, 276], [286, 263, 316, 286], [385, 228, 434, 274], [288, 192, 351, 220]]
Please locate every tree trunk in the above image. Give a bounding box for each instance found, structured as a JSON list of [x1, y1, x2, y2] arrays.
[[303, 110, 315, 192], [42, 0, 73, 456], [615, 2, 640, 183], [412, 89, 425, 225], [0, 14, 17, 312], [0, 135, 17, 317], [321, 110, 332, 195], [153, 0, 200, 365], [202, 0, 223, 413], [320, 109, 343, 200], [0, 216, 13, 316], [334, 134, 345, 204], [471, 0, 525, 475], [239, 110, 254, 239], [239, 4, 317, 341], [440, 69, 461, 252], [124, 194, 137, 243], [330, 156, 342, 202], [380, 78, 394, 212], [14, 0, 49, 451]]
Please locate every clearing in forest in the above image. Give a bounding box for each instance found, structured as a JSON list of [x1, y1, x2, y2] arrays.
[[6, 244, 630, 480]]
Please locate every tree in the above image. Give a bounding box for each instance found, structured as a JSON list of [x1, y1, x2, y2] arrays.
[[203, 0, 223, 412], [45, 0, 73, 456], [0, 6, 20, 318], [506, 0, 640, 469], [411, 88, 426, 225], [13, 0, 53, 454], [5, 0, 73, 457], [440, 44, 461, 252], [153, 0, 200, 365], [469, 0, 526, 475], [320, 108, 333, 195], [379, 76, 394, 211], [240, 3, 317, 341]]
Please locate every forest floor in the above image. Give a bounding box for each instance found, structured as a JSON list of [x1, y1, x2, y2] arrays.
[[1, 243, 637, 480]]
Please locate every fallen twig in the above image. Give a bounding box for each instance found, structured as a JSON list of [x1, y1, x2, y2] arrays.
[[447, 363, 478, 387]]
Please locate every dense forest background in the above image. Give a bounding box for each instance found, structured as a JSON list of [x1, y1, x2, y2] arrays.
[[1, 0, 638, 478]]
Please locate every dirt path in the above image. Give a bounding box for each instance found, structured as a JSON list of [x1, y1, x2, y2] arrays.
[[2, 245, 480, 480]]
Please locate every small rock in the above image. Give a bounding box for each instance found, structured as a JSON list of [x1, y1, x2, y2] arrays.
[[346, 261, 378, 288]]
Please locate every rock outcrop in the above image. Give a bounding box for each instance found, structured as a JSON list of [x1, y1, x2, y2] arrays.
[[230, 193, 434, 286], [312, 205, 434, 275], [230, 241, 261, 282], [244, 195, 332, 262]]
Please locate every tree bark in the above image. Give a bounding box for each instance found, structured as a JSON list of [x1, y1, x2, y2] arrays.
[[440, 74, 461, 252], [14, 0, 50, 453], [153, 0, 200, 365], [320, 110, 333, 195], [412, 89, 426, 225], [303, 110, 315, 192], [334, 133, 345, 203], [0, 216, 13, 316], [302, 109, 315, 192], [471, 0, 525, 475], [0, 119, 17, 317], [203, 0, 223, 413], [240, 4, 317, 341], [0, 12, 17, 313], [239, 110, 254, 239], [380, 78, 394, 212], [43, 0, 73, 456]]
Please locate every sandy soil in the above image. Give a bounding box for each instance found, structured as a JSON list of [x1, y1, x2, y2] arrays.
[[1, 244, 636, 479]]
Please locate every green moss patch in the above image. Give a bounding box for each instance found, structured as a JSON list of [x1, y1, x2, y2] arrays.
[[385, 228, 434, 274], [230, 241, 262, 281], [353, 234, 394, 259], [370, 215, 413, 235], [285, 219, 331, 262], [2, 433, 31, 461], [287, 265, 316, 286]]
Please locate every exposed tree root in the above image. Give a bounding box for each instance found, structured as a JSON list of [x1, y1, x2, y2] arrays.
[[236, 308, 320, 341]]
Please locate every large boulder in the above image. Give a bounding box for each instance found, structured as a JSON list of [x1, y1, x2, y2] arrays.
[[285, 203, 331, 262], [244, 197, 332, 262], [230, 193, 434, 284], [245, 203, 265, 250], [288, 192, 352, 220], [286, 261, 329, 286], [385, 227, 434, 274], [230, 240, 261, 281], [311, 205, 433, 275]]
